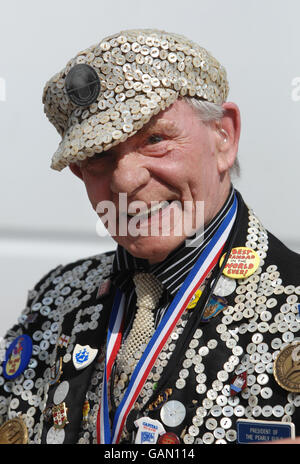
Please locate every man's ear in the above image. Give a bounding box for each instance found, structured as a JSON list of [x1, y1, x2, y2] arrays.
[[69, 163, 84, 180], [215, 102, 241, 174]]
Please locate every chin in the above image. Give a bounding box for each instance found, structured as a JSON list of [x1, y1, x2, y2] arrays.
[[116, 234, 186, 264]]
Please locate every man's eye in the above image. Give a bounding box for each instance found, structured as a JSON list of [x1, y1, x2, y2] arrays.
[[147, 134, 164, 144], [90, 153, 104, 161], [89, 151, 113, 162]]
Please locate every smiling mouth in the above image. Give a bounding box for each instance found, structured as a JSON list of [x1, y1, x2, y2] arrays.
[[127, 200, 172, 220]]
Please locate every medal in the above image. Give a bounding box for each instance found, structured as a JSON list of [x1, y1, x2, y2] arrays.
[[220, 247, 260, 279], [72, 344, 98, 370], [274, 342, 300, 392], [2, 335, 33, 380], [0, 417, 28, 444]]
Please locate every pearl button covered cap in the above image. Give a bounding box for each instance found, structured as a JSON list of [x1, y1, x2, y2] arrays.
[[42, 28, 229, 171]]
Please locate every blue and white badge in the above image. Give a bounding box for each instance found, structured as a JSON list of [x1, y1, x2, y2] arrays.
[[134, 417, 166, 444], [2, 334, 33, 380], [237, 419, 295, 443], [72, 344, 98, 370]]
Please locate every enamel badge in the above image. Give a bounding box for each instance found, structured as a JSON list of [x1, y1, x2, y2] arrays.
[[2, 335, 33, 380], [230, 370, 247, 396], [134, 417, 166, 444], [187, 289, 202, 310], [49, 357, 63, 385], [58, 334, 70, 348], [72, 344, 98, 370], [201, 296, 227, 322], [97, 279, 111, 298], [52, 402, 69, 429], [82, 400, 90, 423]]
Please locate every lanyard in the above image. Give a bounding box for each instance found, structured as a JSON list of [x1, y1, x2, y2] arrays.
[[97, 195, 238, 444]]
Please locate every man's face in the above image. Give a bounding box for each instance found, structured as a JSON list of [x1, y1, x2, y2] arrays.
[[71, 99, 233, 263]]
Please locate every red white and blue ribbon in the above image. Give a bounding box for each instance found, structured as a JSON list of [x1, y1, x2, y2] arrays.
[[97, 195, 238, 444], [97, 290, 125, 444]]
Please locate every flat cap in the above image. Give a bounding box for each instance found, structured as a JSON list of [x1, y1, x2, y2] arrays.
[[42, 29, 229, 171]]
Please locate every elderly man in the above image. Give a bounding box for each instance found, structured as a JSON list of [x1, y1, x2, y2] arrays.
[[0, 29, 299, 445]]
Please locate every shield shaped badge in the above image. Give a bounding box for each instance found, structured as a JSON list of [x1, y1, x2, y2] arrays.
[[72, 344, 98, 370], [52, 402, 69, 429]]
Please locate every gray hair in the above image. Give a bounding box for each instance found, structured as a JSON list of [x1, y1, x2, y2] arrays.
[[184, 97, 240, 177]]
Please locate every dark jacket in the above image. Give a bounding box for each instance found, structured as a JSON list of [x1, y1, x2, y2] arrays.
[[0, 194, 299, 444]]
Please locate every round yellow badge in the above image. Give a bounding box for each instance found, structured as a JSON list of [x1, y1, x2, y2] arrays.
[[219, 247, 260, 279], [187, 289, 202, 309]]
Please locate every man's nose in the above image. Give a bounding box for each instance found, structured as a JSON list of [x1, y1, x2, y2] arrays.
[[110, 151, 150, 196]]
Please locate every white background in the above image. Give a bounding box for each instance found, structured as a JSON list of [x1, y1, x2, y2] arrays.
[[0, 0, 299, 335]]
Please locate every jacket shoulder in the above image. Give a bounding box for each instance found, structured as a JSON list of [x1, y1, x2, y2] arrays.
[[4, 250, 115, 340], [267, 232, 300, 285], [29, 250, 115, 296]]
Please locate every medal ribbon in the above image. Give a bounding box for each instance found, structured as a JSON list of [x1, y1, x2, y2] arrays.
[[97, 290, 125, 444], [98, 194, 238, 444]]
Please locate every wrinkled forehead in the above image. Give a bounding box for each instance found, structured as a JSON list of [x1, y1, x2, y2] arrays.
[[43, 29, 229, 171]]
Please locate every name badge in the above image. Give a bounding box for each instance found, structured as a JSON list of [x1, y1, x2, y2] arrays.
[[236, 419, 295, 443]]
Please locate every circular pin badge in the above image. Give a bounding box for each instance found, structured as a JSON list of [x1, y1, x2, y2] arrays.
[[158, 432, 181, 444], [2, 335, 33, 380], [274, 342, 300, 392], [219, 247, 260, 279], [160, 400, 186, 427], [65, 64, 101, 107], [213, 275, 237, 297]]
